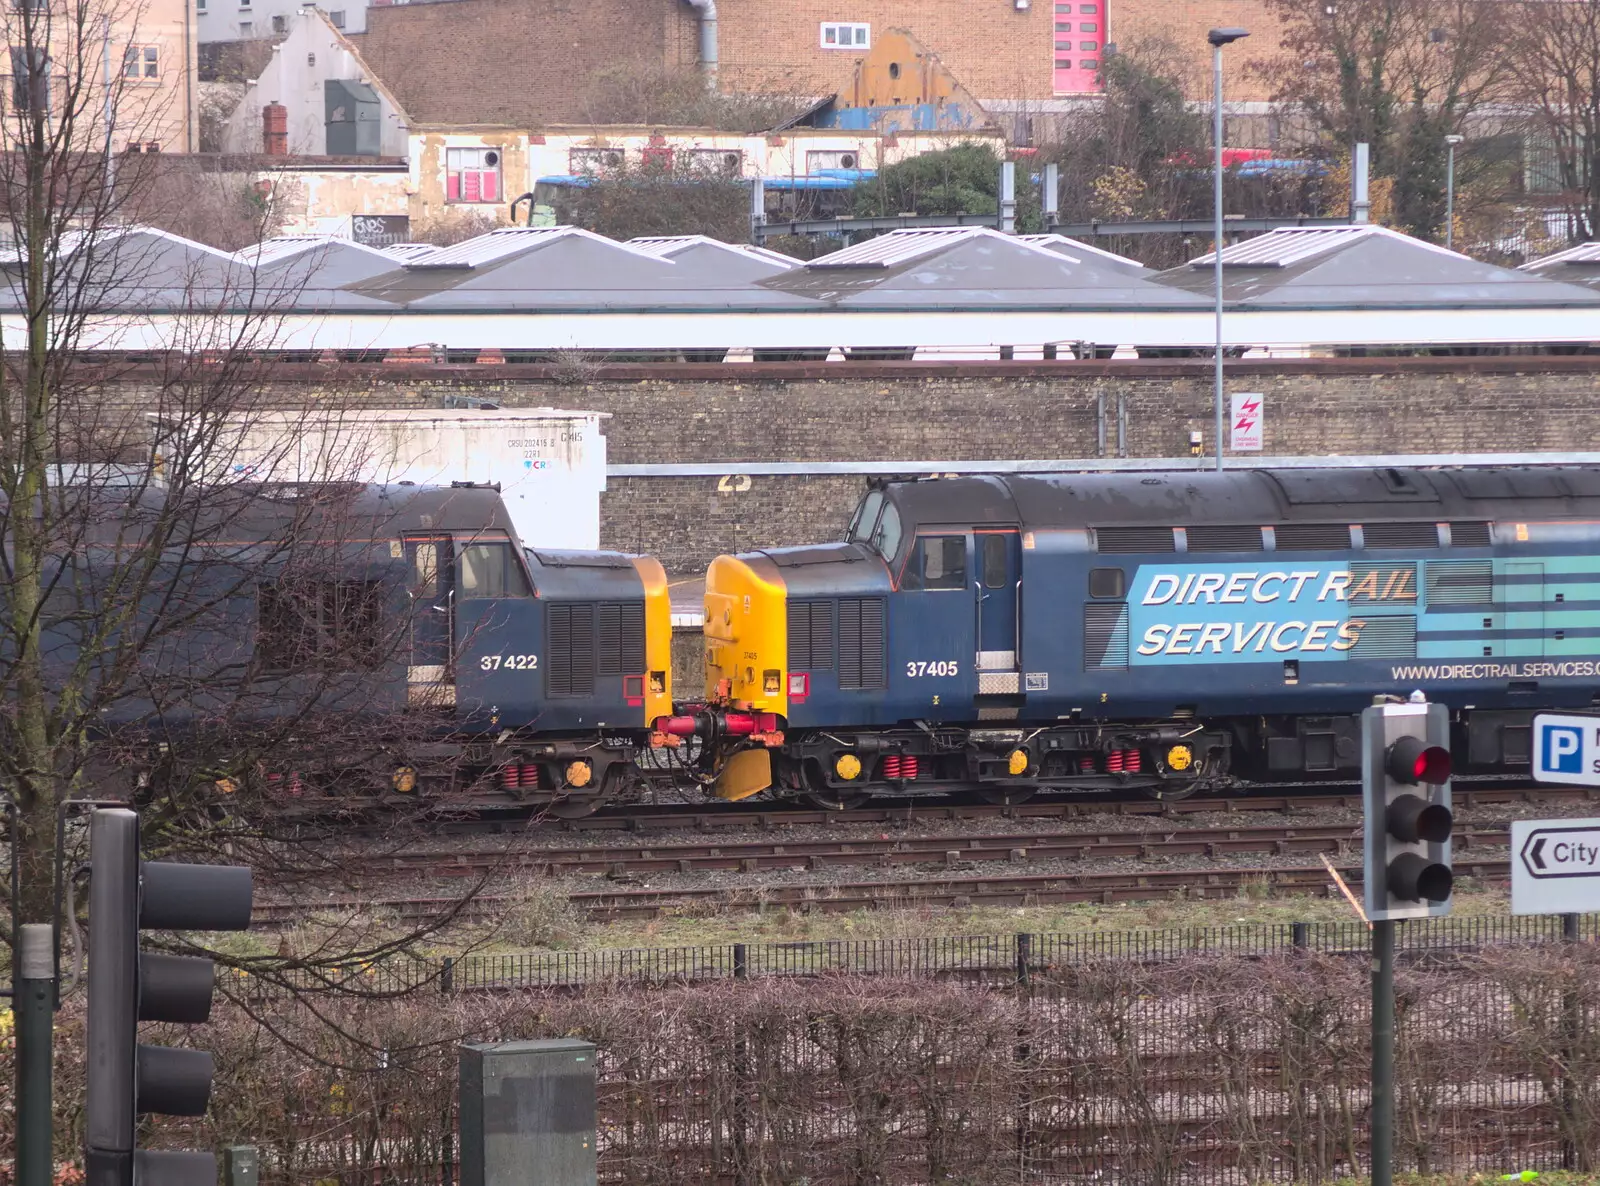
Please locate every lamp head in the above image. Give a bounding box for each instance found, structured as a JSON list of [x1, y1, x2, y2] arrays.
[[1208, 26, 1250, 46], [1445, 134, 1464, 146]]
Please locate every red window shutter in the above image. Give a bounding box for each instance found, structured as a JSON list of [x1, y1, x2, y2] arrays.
[[463, 171, 481, 202], [482, 170, 498, 203], [446, 172, 460, 201]]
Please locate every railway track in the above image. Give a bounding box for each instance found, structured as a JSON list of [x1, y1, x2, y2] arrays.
[[416, 780, 1600, 836], [255, 856, 1516, 924], [370, 821, 1515, 879]]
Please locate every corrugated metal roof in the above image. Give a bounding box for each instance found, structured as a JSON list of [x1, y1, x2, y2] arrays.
[[381, 243, 440, 261]]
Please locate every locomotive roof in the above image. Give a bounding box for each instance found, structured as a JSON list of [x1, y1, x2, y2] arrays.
[[883, 467, 1600, 531]]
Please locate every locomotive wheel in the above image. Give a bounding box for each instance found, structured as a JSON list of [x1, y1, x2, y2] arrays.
[[545, 791, 606, 819], [979, 785, 1037, 806], [798, 760, 871, 811], [1146, 779, 1202, 803], [806, 788, 872, 811], [545, 765, 624, 820]]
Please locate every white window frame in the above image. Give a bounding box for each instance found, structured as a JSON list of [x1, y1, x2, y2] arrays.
[[820, 21, 869, 49], [446, 147, 502, 204], [122, 44, 158, 80]]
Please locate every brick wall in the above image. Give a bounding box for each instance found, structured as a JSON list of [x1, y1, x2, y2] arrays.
[[352, 0, 692, 127], [349, 0, 1282, 126], [99, 357, 1600, 574], [712, 0, 1284, 105]]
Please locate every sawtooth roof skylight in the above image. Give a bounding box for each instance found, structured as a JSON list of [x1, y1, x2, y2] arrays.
[[234, 235, 392, 268], [1522, 241, 1600, 269], [1188, 224, 1461, 269], [807, 227, 991, 269], [1017, 233, 1146, 269]]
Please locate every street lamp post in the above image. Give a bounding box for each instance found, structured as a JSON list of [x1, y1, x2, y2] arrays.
[[1208, 27, 1248, 473], [1444, 133, 1464, 251]]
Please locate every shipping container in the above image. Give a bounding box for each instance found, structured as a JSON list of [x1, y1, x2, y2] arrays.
[[161, 407, 609, 550]]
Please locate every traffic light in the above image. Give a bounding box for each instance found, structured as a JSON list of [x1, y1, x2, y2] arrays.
[[86, 808, 254, 1186], [1361, 700, 1454, 922]]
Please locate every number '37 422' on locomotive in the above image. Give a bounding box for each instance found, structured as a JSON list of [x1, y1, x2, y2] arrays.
[[672, 467, 1600, 807]]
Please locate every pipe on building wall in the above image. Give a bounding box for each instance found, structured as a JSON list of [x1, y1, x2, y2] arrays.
[[683, 0, 718, 87]]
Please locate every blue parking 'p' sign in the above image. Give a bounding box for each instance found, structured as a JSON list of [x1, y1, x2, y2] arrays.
[[1545, 726, 1585, 774], [1533, 714, 1600, 785]]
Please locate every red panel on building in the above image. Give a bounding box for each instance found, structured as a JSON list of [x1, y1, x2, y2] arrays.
[[1053, 0, 1104, 95]]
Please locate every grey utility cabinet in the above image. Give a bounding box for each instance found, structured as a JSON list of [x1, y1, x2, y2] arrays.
[[459, 1038, 598, 1186]]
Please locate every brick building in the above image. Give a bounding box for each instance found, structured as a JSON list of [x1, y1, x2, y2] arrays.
[[350, 0, 1281, 132]]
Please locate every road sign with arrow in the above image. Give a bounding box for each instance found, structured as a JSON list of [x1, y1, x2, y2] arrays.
[[1511, 817, 1600, 915]]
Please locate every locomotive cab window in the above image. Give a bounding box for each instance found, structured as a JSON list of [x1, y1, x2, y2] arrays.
[[1089, 567, 1126, 598], [848, 490, 884, 543], [457, 541, 532, 598], [903, 535, 966, 591], [870, 500, 903, 562]]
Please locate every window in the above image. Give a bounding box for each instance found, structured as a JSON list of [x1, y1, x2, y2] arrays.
[[238, 20, 252, 34], [197, 0, 205, 11], [820, 21, 869, 49], [328, 8, 344, 24], [903, 535, 967, 591], [690, 148, 742, 177], [869, 501, 902, 563], [848, 490, 883, 544], [457, 542, 531, 598], [10, 47, 48, 112], [257, 580, 385, 672], [980, 534, 1009, 589], [270, 13, 284, 31], [446, 147, 501, 203], [123, 45, 158, 79], [569, 147, 623, 174]]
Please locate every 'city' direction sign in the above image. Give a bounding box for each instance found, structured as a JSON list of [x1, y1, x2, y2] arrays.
[[1531, 713, 1600, 786], [1511, 817, 1600, 915]]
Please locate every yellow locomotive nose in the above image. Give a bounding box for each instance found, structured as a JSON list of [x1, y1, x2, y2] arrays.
[[703, 553, 788, 714]]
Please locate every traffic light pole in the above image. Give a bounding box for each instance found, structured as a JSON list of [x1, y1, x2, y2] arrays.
[[16, 923, 56, 1186], [1370, 917, 1396, 1186]]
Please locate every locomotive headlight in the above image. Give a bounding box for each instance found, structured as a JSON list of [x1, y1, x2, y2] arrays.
[[566, 760, 593, 788], [764, 669, 781, 694], [835, 754, 862, 780], [1007, 749, 1029, 776], [1166, 745, 1193, 771]]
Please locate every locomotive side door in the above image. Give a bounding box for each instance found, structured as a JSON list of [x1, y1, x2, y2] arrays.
[[405, 535, 456, 707], [974, 529, 1021, 694]]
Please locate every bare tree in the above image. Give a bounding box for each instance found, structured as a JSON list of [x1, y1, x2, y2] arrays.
[[1507, 0, 1600, 242], [1253, 0, 1513, 238]]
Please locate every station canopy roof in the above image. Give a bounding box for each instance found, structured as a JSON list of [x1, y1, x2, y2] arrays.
[[344, 226, 799, 311], [757, 227, 1209, 309], [1157, 224, 1600, 308], [0, 227, 251, 311]]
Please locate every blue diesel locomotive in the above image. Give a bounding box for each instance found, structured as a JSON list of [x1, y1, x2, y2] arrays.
[[67, 483, 672, 814], [683, 467, 1600, 805]]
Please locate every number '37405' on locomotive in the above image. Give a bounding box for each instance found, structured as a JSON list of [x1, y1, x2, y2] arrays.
[[665, 467, 1600, 808]]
